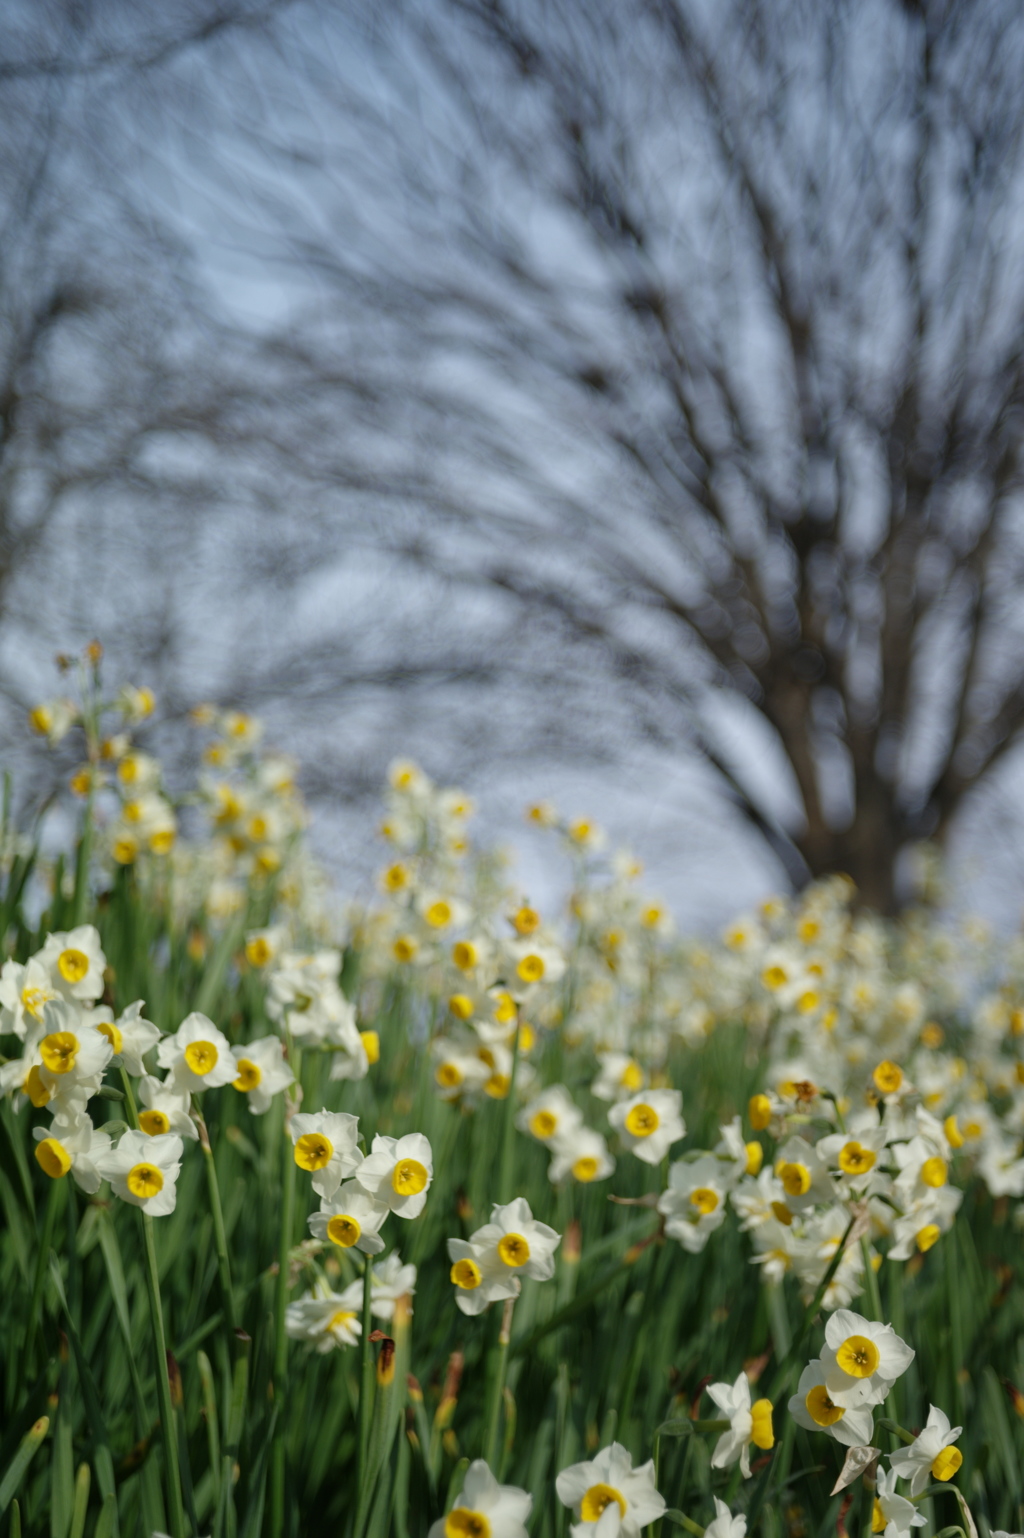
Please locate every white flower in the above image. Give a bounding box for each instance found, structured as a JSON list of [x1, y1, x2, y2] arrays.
[[96, 1130, 184, 1216], [821, 1311, 914, 1407], [370, 1253, 417, 1320], [548, 1125, 615, 1185], [99, 1000, 161, 1077], [230, 1035, 294, 1114], [556, 1442, 665, 1534], [706, 1373, 774, 1478], [290, 1111, 362, 1198], [37, 926, 107, 1004], [591, 1053, 646, 1103], [33, 1111, 112, 1194], [308, 1181, 390, 1255], [0, 957, 58, 1039], [426, 1460, 532, 1538], [355, 1133, 433, 1217], [658, 1156, 729, 1252], [285, 1277, 364, 1352], [448, 1197, 561, 1316], [609, 1089, 685, 1165], [137, 1074, 199, 1140], [35, 999, 113, 1101], [156, 1013, 238, 1093], [772, 1136, 834, 1213], [872, 1467, 927, 1538], [516, 1084, 583, 1145], [888, 1404, 963, 1495], [787, 1359, 876, 1447], [705, 1498, 748, 1538]]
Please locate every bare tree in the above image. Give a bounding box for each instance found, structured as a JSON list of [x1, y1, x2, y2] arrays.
[[210, 0, 1024, 909]]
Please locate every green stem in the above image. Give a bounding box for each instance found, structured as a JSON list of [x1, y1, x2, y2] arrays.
[[26, 1177, 63, 1376], [483, 1296, 515, 1469], [269, 1061, 300, 1538], [497, 1017, 522, 1205], [141, 1211, 186, 1538], [357, 1254, 376, 1490], [194, 1103, 238, 1335], [859, 1238, 883, 1321]]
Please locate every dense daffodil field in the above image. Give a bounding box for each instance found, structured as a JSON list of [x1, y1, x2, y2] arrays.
[[1, 651, 1023, 1538]]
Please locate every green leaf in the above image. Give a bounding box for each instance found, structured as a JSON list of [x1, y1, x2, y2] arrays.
[[0, 1416, 50, 1516]]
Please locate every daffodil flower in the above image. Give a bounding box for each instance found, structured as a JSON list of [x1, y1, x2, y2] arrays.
[[95, 1000, 161, 1077], [426, 1460, 532, 1538], [96, 1130, 183, 1216], [547, 1125, 615, 1185], [285, 1277, 364, 1352], [309, 1181, 390, 1254], [591, 1053, 646, 1103], [706, 1372, 774, 1478], [888, 1404, 963, 1495], [230, 1034, 294, 1113], [659, 1155, 729, 1252], [609, 1089, 685, 1165], [157, 1012, 239, 1094], [290, 1111, 362, 1198], [448, 1197, 560, 1315], [37, 926, 107, 1004], [704, 1498, 748, 1538], [136, 1073, 198, 1140], [370, 1253, 417, 1320], [787, 1359, 876, 1446], [821, 1310, 914, 1408], [556, 1443, 665, 1534], [516, 1085, 583, 1145], [871, 1468, 927, 1538], [33, 1111, 112, 1193], [0, 956, 57, 1039], [355, 1132, 434, 1217]]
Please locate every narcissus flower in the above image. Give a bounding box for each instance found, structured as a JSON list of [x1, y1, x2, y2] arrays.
[[156, 1013, 238, 1094], [821, 1311, 914, 1407], [448, 1198, 560, 1316], [285, 1277, 364, 1351], [787, 1359, 876, 1446], [427, 1460, 532, 1538], [33, 1112, 112, 1193], [871, 1468, 927, 1538], [0, 957, 57, 1039], [516, 1085, 583, 1145], [427, 1458, 528, 1531], [290, 1111, 362, 1198], [33, 1001, 113, 1104], [355, 1133, 433, 1218], [704, 1499, 748, 1538], [136, 1074, 198, 1140], [370, 1252, 417, 1319], [230, 1035, 294, 1114], [659, 1156, 729, 1252], [706, 1373, 774, 1478], [547, 1125, 615, 1185], [888, 1404, 963, 1495], [556, 1442, 665, 1534], [309, 1181, 390, 1254], [96, 1000, 161, 1077], [609, 1089, 685, 1165], [591, 1053, 646, 1102], [96, 1130, 183, 1216], [37, 926, 107, 1004]]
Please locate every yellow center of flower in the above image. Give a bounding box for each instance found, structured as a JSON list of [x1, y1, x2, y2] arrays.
[[805, 1385, 845, 1426], [35, 1138, 72, 1179], [449, 994, 474, 1021], [436, 1062, 463, 1088], [450, 1257, 482, 1289], [771, 1201, 794, 1226], [778, 1161, 811, 1197], [745, 1141, 764, 1175], [57, 948, 89, 984], [516, 954, 545, 983], [184, 1040, 219, 1076], [921, 1156, 948, 1188], [624, 1103, 659, 1137], [294, 1133, 334, 1171], [245, 937, 273, 967], [873, 1060, 903, 1095], [452, 941, 477, 971], [327, 1214, 362, 1248], [360, 1029, 380, 1064], [426, 901, 452, 929], [915, 1224, 941, 1253], [871, 1499, 886, 1534], [329, 1309, 357, 1334], [750, 1399, 774, 1449], [836, 1334, 880, 1378], [619, 1060, 644, 1091], [493, 991, 517, 1023], [748, 1093, 772, 1130], [580, 1486, 626, 1522], [573, 1156, 600, 1182], [484, 1073, 511, 1099], [445, 1511, 491, 1538], [97, 1021, 123, 1055], [530, 1110, 558, 1139], [837, 1141, 876, 1176], [931, 1446, 962, 1481], [384, 863, 408, 891], [943, 1115, 964, 1149], [690, 1187, 719, 1215], [21, 985, 51, 1020], [127, 1163, 164, 1199], [513, 906, 540, 935], [40, 1032, 78, 1075], [24, 1066, 51, 1107], [393, 936, 417, 963], [497, 1232, 531, 1267], [393, 1158, 428, 1196], [140, 1109, 172, 1135], [233, 1058, 262, 1091]]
